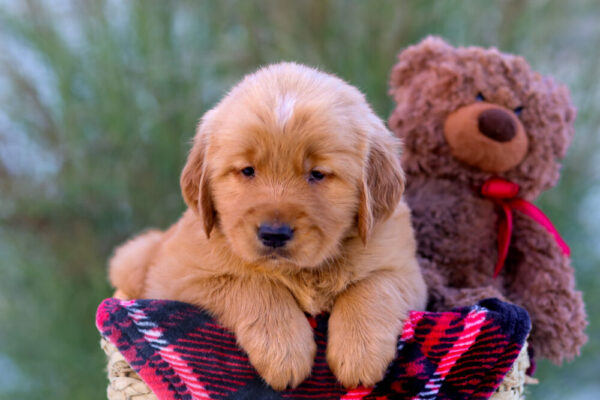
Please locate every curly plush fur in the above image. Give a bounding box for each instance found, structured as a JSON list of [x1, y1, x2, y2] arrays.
[[388, 36, 587, 364]]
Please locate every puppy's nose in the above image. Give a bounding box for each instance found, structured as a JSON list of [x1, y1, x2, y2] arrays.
[[478, 108, 516, 142], [257, 223, 294, 248]]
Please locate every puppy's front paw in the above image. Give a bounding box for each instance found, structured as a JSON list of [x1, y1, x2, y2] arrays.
[[239, 315, 316, 390], [327, 315, 399, 388]]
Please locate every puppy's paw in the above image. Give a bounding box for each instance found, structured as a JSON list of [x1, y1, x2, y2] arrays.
[[240, 315, 316, 390], [327, 316, 399, 388]]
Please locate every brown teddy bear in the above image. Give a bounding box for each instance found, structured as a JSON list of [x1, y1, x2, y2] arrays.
[[388, 36, 587, 364]]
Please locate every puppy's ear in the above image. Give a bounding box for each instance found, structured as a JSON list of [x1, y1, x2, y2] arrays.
[[180, 112, 216, 238], [358, 123, 405, 244]]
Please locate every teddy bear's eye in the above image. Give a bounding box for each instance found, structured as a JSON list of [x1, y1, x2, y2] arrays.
[[241, 166, 255, 177], [475, 93, 485, 102], [514, 106, 524, 117]]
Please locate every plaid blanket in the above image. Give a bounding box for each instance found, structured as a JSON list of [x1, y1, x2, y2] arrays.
[[96, 298, 530, 400]]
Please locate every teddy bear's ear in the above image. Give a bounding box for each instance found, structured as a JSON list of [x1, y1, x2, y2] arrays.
[[389, 36, 454, 92], [550, 83, 576, 160]]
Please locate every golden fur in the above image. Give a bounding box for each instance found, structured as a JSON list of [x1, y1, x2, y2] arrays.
[[109, 62, 427, 390]]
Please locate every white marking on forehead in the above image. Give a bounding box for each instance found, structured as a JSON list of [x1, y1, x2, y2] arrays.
[[275, 92, 296, 129]]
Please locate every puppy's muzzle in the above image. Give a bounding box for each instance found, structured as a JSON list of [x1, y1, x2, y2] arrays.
[[257, 223, 294, 248]]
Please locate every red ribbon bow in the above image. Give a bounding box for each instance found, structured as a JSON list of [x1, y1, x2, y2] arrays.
[[481, 177, 571, 278]]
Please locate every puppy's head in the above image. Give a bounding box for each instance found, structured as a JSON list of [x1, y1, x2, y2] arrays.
[[181, 63, 404, 269]]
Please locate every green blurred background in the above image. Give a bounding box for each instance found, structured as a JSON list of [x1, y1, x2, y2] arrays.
[[0, 1, 598, 398]]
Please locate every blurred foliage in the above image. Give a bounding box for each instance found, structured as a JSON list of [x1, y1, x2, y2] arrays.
[[0, 0, 598, 399]]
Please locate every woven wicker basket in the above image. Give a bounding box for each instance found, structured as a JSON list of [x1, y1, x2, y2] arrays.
[[100, 337, 534, 400]]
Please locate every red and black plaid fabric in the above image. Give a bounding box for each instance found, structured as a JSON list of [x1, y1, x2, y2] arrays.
[[96, 298, 530, 400]]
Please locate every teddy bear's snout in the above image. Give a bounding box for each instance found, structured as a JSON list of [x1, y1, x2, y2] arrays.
[[478, 108, 516, 142], [443, 102, 528, 173]]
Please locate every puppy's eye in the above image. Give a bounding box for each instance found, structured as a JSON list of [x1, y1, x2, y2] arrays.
[[475, 92, 485, 102], [308, 170, 325, 183], [514, 106, 524, 117], [241, 166, 255, 177]]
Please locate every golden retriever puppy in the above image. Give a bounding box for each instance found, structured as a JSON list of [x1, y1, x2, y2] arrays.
[[109, 62, 427, 390]]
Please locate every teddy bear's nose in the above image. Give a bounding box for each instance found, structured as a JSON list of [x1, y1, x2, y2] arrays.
[[478, 109, 516, 142]]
